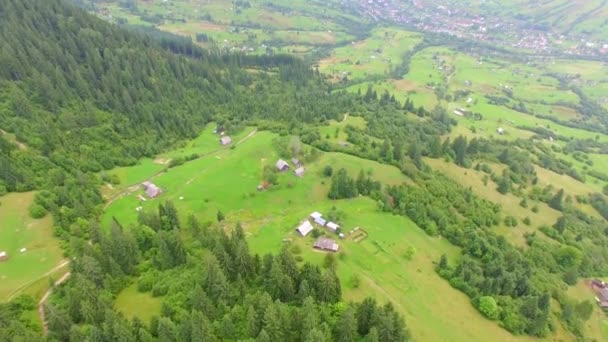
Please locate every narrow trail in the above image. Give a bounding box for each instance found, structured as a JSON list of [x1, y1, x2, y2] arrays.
[[38, 271, 71, 335], [5, 260, 70, 302], [104, 128, 258, 209]]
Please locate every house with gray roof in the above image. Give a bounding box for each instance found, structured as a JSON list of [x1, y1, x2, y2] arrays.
[[313, 237, 339, 252], [276, 159, 289, 172], [294, 166, 305, 177], [220, 136, 232, 145], [142, 181, 162, 198], [313, 217, 327, 227]]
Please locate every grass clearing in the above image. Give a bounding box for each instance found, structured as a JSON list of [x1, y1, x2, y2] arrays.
[[0, 192, 64, 302], [115, 283, 162, 323]]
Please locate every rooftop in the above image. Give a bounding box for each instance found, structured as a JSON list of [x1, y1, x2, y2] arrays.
[[296, 221, 314, 236], [314, 238, 339, 252]]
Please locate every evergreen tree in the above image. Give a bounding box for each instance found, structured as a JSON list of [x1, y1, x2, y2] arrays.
[[335, 307, 357, 342]]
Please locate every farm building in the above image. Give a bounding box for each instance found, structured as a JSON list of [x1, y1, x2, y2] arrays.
[[313, 216, 327, 227], [295, 221, 314, 236], [497, 127, 504, 135], [310, 212, 323, 220], [294, 167, 305, 177], [142, 181, 162, 198], [326, 221, 340, 232], [592, 279, 608, 309], [596, 288, 608, 310], [292, 158, 301, 167], [313, 238, 339, 252], [0, 251, 7, 261], [220, 136, 232, 145], [276, 159, 289, 172]]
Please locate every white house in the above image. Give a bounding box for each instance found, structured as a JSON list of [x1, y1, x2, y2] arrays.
[[326, 222, 340, 232], [310, 212, 323, 220], [296, 221, 314, 236]]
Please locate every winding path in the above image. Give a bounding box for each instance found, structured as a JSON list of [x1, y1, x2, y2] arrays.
[[38, 271, 71, 335]]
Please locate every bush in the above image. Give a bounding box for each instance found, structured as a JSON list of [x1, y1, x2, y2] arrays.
[[138, 276, 154, 292], [323, 165, 333, 177], [504, 216, 518, 227], [152, 282, 169, 297], [290, 245, 302, 255], [294, 255, 304, 262], [29, 203, 46, 219], [477, 296, 499, 320], [523, 217, 531, 226], [531, 205, 539, 213]]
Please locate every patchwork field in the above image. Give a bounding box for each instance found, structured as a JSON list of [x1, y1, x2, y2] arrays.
[[0, 192, 66, 302], [94, 0, 358, 54], [319, 27, 422, 81]]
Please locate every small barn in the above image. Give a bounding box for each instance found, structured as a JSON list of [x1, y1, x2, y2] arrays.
[[313, 216, 327, 227], [326, 221, 340, 233], [597, 288, 608, 310], [276, 159, 289, 172], [313, 238, 339, 252], [310, 212, 323, 220], [220, 136, 232, 145], [294, 166, 305, 177], [142, 181, 162, 198], [0, 251, 7, 262], [497, 127, 504, 135], [295, 221, 314, 237]]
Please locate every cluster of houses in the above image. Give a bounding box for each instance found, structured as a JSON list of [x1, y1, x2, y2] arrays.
[[276, 158, 305, 177], [295, 211, 342, 252]]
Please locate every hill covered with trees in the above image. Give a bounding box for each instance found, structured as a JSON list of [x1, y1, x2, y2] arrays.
[[0, 0, 409, 340]]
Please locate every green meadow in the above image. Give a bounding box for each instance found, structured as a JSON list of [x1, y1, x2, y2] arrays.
[[319, 28, 422, 81], [0, 192, 65, 302], [115, 283, 162, 323], [105, 128, 536, 341]]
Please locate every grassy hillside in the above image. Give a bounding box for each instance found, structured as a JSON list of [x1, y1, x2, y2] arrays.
[[103, 128, 538, 341], [0, 192, 65, 302]]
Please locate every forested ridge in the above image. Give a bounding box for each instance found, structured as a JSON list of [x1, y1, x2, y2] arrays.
[[0, 0, 410, 340]]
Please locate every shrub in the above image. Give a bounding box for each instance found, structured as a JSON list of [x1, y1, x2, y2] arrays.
[[152, 282, 169, 297], [291, 245, 302, 255], [29, 203, 46, 219], [323, 165, 333, 177], [477, 296, 499, 320], [138, 276, 154, 292], [504, 216, 518, 227]]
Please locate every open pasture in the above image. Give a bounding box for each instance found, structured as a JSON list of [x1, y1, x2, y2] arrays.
[[0, 192, 65, 302], [103, 129, 536, 341]]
